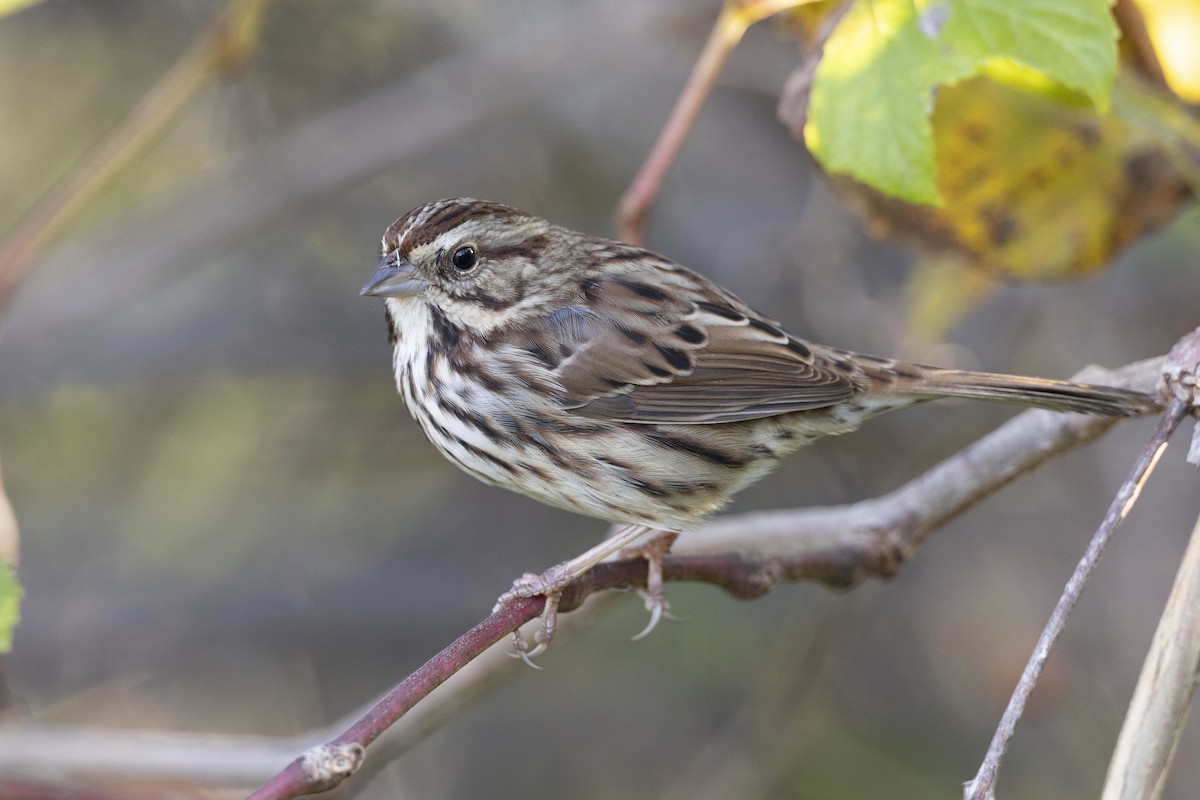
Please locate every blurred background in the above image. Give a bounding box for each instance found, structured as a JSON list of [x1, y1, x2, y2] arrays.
[[1, 1, 1198, 797]]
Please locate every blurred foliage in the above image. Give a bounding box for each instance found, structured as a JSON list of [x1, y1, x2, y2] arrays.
[[1139, 0, 1200, 101], [0, 563, 18, 652], [0, 375, 455, 584], [834, 69, 1192, 280], [0, 0, 42, 19], [784, 0, 1198, 340], [805, 0, 1119, 205]]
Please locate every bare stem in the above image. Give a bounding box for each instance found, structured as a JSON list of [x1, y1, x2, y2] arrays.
[[964, 397, 1191, 800], [616, 0, 812, 245], [0, 0, 270, 317], [1102, 511, 1200, 800]]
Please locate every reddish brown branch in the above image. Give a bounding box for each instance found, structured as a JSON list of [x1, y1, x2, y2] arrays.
[[247, 595, 545, 799], [247, 537, 912, 799]]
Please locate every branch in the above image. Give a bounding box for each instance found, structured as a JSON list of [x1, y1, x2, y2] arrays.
[[965, 395, 1190, 800], [1101, 328, 1200, 799], [1102, 511, 1200, 800], [0, 355, 1168, 797], [615, 0, 817, 245], [246, 357, 1171, 799], [678, 357, 1164, 561], [0, 0, 269, 317]]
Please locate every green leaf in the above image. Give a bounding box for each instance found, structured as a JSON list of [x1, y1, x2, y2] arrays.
[[0, 562, 21, 653], [805, 0, 1119, 205]]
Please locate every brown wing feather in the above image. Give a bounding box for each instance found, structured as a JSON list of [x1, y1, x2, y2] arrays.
[[508, 265, 857, 424]]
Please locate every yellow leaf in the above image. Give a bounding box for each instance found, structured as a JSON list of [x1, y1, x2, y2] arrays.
[[0, 0, 44, 17], [1136, 0, 1200, 101], [829, 74, 1190, 282]]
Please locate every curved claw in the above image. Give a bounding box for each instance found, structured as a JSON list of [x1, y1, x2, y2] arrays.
[[523, 640, 551, 661], [630, 600, 664, 641], [499, 590, 560, 666], [630, 587, 686, 640], [508, 632, 546, 670]]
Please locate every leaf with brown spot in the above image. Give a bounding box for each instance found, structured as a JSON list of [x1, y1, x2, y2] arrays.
[[825, 72, 1192, 282]]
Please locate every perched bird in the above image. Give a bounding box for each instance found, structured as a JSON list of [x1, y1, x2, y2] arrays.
[[362, 198, 1156, 652]]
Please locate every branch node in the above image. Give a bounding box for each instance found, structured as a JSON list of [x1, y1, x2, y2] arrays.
[[1161, 325, 1200, 465], [872, 528, 910, 578], [301, 742, 364, 788]]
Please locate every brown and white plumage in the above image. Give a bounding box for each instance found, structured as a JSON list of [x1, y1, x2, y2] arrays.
[[362, 197, 1157, 534]]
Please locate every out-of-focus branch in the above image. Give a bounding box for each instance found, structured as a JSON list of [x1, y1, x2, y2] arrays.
[[1, 4, 605, 342], [1103, 511, 1200, 800], [616, 0, 815, 245], [0, 0, 270, 318], [966, 395, 1190, 800], [1100, 328, 1200, 800]]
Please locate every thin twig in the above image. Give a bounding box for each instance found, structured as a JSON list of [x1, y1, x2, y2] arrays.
[[245, 595, 544, 799], [615, 0, 812, 245], [0, 0, 269, 317], [245, 550, 875, 799], [1099, 327, 1200, 799], [964, 397, 1191, 800]]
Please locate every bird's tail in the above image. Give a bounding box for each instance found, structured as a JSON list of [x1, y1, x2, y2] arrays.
[[900, 367, 1158, 417]]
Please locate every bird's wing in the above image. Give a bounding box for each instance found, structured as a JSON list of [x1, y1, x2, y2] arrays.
[[502, 268, 856, 424]]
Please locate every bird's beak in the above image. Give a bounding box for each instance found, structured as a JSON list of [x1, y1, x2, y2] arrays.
[[360, 251, 428, 298]]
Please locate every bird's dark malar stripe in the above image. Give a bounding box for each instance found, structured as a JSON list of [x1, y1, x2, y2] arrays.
[[430, 307, 462, 349], [384, 305, 399, 346]]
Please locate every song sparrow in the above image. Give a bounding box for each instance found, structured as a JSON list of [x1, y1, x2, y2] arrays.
[[362, 198, 1156, 652]]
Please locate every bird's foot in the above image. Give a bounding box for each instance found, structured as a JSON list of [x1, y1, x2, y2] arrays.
[[492, 523, 669, 662], [623, 532, 683, 640], [494, 567, 573, 664]]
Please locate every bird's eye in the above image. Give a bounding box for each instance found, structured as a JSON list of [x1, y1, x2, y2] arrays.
[[451, 245, 477, 271]]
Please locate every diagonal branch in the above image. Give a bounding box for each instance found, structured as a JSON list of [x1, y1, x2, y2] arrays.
[[0, 355, 1170, 798], [244, 356, 1166, 799]]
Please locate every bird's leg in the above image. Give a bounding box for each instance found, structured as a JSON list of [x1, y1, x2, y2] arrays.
[[626, 531, 681, 640], [496, 523, 655, 659]]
